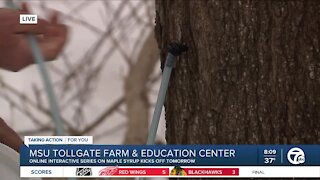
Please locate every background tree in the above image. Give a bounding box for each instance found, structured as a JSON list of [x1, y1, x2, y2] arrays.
[[155, 0, 320, 144]]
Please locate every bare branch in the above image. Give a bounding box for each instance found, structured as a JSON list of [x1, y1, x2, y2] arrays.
[[78, 97, 125, 135], [0, 93, 47, 127], [18, 126, 53, 136], [94, 122, 126, 141], [0, 79, 74, 131]]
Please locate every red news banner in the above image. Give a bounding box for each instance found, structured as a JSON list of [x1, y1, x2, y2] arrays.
[[99, 167, 239, 176]]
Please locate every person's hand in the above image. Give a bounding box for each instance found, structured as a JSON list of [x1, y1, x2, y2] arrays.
[[0, 3, 68, 72]]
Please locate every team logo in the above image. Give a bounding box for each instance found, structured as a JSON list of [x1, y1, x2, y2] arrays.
[[287, 147, 305, 165], [170, 166, 187, 176], [76, 167, 92, 176], [99, 166, 119, 176]]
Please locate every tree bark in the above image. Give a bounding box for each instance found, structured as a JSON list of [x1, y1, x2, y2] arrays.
[[155, 0, 320, 145]]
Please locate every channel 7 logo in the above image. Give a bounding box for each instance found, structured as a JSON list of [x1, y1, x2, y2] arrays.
[[76, 167, 92, 176], [287, 147, 305, 165]]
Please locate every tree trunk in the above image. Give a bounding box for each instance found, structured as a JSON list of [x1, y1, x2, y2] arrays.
[[155, 0, 320, 145], [124, 31, 159, 145]]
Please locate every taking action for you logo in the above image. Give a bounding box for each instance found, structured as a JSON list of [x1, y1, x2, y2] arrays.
[[287, 147, 305, 165]]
